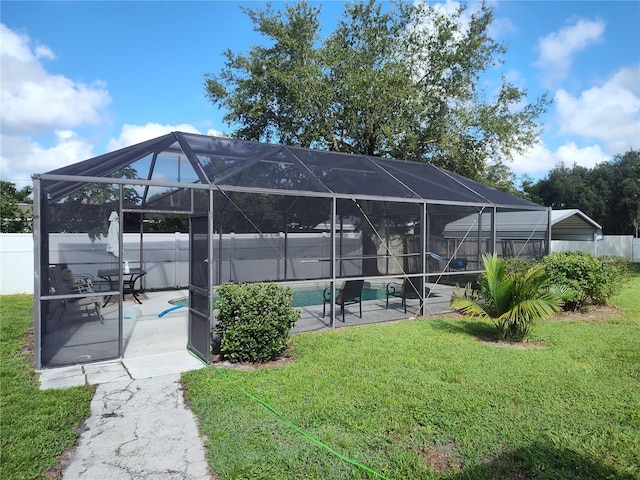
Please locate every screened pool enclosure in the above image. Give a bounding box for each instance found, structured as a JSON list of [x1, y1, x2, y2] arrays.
[[33, 132, 550, 368]]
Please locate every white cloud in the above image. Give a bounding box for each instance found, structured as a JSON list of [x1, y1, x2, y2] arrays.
[[487, 15, 516, 40], [409, 0, 513, 42], [429, 0, 465, 17], [535, 19, 605, 86], [0, 24, 49, 62], [34, 44, 55, 61], [0, 24, 230, 189], [0, 123, 229, 188], [0, 24, 111, 134], [0, 131, 96, 188], [106, 123, 228, 151], [504, 69, 522, 84], [0, 24, 111, 187], [428, 0, 495, 38], [511, 141, 611, 177], [106, 123, 202, 151], [206, 128, 227, 138], [555, 65, 640, 154]]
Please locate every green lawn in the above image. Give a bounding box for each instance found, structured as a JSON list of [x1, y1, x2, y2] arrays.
[[1, 271, 638, 479], [183, 271, 640, 479], [0, 295, 94, 480]]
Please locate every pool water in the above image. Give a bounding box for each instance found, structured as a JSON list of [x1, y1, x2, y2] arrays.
[[169, 283, 387, 309], [290, 284, 386, 308]]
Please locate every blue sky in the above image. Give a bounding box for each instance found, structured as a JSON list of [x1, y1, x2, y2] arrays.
[[1, 1, 639, 189]]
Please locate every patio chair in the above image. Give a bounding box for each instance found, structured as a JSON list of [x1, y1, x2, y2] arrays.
[[386, 276, 429, 314], [427, 252, 467, 271], [322, 279, 364, 322], [48, 265, 103, 323]]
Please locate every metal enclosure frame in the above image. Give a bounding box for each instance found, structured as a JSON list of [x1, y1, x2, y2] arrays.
[[32, 132, 550, 369]]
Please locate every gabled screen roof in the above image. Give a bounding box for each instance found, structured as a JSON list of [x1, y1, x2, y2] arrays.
[[43, 131, 543, 209]]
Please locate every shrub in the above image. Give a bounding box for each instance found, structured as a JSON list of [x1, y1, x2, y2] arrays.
[[215, 282, 300, 363], [504, 257, 537, 276], [541, 252, 630, 310], [601, 255, 633, 278]]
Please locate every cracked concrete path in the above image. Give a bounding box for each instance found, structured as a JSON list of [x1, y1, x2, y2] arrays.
[[62, 373, 213, 480]]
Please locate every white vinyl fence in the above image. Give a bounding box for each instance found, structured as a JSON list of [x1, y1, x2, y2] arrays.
[[551, 235, 640, 261], [0, 234, 35, 295], [0, 232, 362, 295], [2, 233, 639, 295]]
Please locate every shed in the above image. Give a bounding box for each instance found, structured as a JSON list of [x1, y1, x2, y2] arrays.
[[550, 209, 602, 241], [442, 208, 601, 242]]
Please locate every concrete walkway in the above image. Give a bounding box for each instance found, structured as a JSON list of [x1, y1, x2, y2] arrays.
[[39, 292, 213, 479], [61, 373, 212, 480]]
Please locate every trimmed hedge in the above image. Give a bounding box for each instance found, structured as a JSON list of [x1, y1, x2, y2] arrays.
[[214, 282, 300, 363]]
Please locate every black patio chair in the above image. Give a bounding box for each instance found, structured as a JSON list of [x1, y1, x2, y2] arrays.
[[386, 276, 429, 314], [322, 279, 364, 322]]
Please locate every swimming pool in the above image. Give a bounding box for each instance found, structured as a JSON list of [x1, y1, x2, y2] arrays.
[[169, 282, 388, 309], [290, 283, 387, 308]]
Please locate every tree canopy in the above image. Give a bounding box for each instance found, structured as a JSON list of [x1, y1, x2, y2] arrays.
[[205, 0, 549, 183], [47, 167, 140, 239], [524, 149, 640, 235], [0, 181, 32, 233]]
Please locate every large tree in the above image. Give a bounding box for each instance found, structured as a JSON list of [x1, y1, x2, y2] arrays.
[[205, 0, 550, 183], [525, 149, 640, 235]]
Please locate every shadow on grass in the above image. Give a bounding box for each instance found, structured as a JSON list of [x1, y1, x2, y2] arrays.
[[445, 439, 637, 480], [430, 318, 498, 342]]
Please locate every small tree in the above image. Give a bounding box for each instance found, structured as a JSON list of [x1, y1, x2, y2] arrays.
[[215, 283, 300, 363], [450, 253, 563, 341]]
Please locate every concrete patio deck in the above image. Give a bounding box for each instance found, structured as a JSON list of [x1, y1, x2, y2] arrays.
[[39, 281, 454, 389]]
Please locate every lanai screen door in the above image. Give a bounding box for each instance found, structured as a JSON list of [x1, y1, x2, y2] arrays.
[[188, 213, 212, 363]]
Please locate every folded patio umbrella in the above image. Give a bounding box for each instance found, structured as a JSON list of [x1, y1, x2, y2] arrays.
[[106, 211, 119, 258]]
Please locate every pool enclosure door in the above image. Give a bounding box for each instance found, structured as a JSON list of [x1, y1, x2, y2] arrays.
[[188, 214, 213, 363]]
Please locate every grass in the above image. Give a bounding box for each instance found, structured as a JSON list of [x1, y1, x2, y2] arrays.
[[183, 269, 640, 479], [0, 295, 94, 480], [1, 267, 638, 479]]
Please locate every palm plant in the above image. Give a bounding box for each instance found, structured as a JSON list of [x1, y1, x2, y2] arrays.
[[450, 253, 563, 341]]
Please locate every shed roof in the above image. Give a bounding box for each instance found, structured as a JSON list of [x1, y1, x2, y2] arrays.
[[551, 209, 602, 240], [443, 208, 601, 241], [42, 131, 544, 209], [443, 210, 550, 240]]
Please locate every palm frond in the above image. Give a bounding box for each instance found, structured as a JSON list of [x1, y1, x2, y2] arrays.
[[480, 253, 513, 316], [503, 298, 562, 325], [450, 284, 489, 320]]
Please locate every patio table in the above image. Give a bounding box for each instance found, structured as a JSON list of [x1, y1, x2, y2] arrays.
[[98, 268, 147, 307]]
